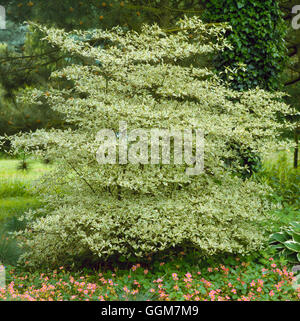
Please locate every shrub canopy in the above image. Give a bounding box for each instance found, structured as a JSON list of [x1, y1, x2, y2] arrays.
[[9, 17, 295, 268]]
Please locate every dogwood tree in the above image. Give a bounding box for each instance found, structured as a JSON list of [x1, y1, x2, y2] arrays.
[[9, 17, 295, 268]]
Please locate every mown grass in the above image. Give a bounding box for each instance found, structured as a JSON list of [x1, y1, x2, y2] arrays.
[[0, 197, 41, 222], [0, 157, 52, 264], [0, 158, 52, 180], [0, 158, 52, 223]]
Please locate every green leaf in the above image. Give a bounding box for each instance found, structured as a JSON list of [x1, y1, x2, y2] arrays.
[[269, 244, 285, 250], [269, 232, 289, 243], [282, 248, 294, 257], [290, 222, 300, 230], [284, 241, 300, 253], [292, 233, 300, 243], [285, 229, 294, 236], [286, 254, 298, 264]]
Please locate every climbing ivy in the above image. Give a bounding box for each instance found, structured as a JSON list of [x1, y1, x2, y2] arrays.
[[204, 0, 287, 91]]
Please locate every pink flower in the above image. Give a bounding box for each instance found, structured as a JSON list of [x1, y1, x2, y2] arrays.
[[123, 286, 130, 293], [269, 290, 275, 296], [172, 273, 178, 280], [209, 290, 216, 297], [275, 283, 282, 291], [257, 287, 262, 293], [231, 289, 237, 294], [204, 281, 212, 288]]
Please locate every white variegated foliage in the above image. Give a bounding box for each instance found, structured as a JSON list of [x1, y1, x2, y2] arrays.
[[9, 17, 297, 267]]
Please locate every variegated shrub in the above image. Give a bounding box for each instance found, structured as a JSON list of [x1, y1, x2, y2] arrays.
[[9, 17, 296, 267]]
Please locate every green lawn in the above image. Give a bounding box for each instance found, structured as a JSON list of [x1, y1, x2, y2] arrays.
[[0, 159, 52, 180], [0, 158, 53, 223]]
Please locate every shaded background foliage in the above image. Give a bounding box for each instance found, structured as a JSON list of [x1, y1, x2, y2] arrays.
[[203, 0, 287, 91]]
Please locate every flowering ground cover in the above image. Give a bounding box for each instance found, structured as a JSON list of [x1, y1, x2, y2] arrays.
[[1, 252, 299, 301]]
